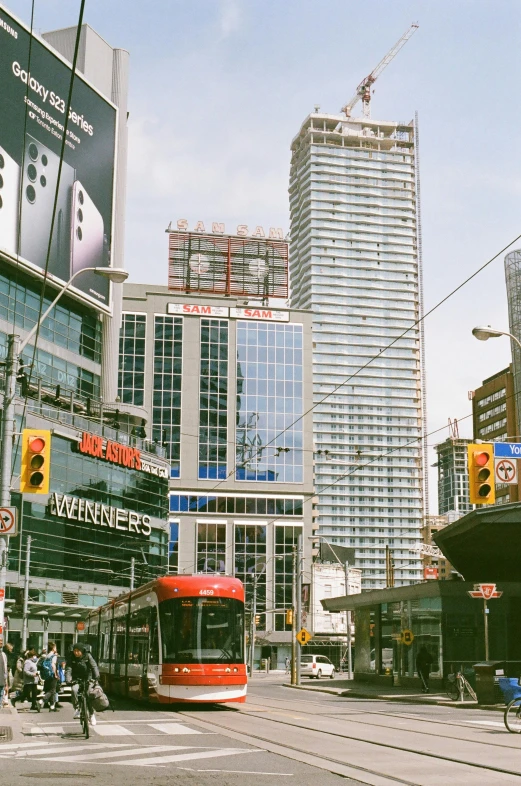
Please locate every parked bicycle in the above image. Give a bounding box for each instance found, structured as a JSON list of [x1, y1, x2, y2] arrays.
[[445, 669, 477, 702]]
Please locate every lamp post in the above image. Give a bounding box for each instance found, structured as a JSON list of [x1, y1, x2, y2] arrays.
[[0, 266, 129, 637]]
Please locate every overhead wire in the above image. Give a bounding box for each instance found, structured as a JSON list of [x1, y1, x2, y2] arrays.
[[209, 230, 521, 490], [10, 0, 87, 486]]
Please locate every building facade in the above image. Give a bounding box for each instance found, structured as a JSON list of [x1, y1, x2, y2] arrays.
[[421, 514, 455, 581], [434, 438, 474, 517], [0, 14, 172, 654], [472, 366, 519, 504], [289, 111, 424, 588], [120, 284, 315, 654]]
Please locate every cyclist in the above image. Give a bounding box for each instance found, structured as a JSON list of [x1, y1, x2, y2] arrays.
[[65, 643, 100, 726]]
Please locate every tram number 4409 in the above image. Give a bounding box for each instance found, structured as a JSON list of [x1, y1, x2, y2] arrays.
[[199, 589, 215, 595]]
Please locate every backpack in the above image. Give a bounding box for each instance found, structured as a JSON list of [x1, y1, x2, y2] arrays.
[[88, 682, 110, 712], [38, 655, 55, 680]]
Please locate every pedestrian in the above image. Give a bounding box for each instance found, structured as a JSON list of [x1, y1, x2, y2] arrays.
[[39, 641, 60, 712], [0, 646, 8, 708], [416, 646, 434, 694], [12, 649, 41, 710], [285, 656, 290, 674], [2, 644, 15, 706], [9, 650, 25, 704], [65, 643, 100, 726]]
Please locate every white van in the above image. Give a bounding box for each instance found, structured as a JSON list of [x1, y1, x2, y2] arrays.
[[300, 654, 335, 679]]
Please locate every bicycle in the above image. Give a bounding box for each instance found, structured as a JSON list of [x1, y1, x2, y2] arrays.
[[73, 679, 92, 739], [445, 671, 477, 702], [498, 678, 521, 733]]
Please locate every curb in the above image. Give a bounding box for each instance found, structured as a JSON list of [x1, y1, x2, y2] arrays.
[[283, 682, 505, 711]]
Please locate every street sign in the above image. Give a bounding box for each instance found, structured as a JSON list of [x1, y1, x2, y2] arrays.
[[468, 583, 503, 599], [495, 458, 518, 485], [296, 628, 312, 645], [401, 629, 414, 646], [494, 442, 521, 458], [0, 507, 17, 536]]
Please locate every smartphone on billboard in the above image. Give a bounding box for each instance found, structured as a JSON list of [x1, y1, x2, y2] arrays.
[[19, 134, 75, 281], [70, 180, 105, 275], [0, 145, 21, 258]]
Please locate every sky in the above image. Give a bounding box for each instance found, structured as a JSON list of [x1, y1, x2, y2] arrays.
[[4, 0, 521, 511]]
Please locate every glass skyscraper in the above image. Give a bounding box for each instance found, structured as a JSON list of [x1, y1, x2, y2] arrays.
[[120, 284, 316, 652], [289, 112, 424, 588]]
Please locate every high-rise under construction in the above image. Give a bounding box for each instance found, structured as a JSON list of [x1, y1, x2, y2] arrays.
[[289, 92, 425, 588]]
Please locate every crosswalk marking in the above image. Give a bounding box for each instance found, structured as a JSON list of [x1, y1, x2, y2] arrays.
[[41, 745, 191, 762], [92, 724, 135, 736], [1, 743, 128, 758], [149, 723, 202, 735], [116, 748, 261, 767], [468, 720, 506, 728]]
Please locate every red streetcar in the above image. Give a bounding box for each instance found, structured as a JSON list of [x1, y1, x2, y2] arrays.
[[85, 575, 247, 704]]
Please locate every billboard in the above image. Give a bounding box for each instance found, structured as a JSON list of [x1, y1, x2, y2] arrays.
[[0, 5, 117, 311], [168, 228, 289, 299]]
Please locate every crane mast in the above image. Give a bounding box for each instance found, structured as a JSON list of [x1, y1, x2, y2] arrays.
[[341, 23, 419, 119]]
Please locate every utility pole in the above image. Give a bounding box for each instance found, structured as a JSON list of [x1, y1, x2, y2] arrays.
[[0, 334, 20, 639], [484, 598, 490, 661], [345, 561, 353, 680], [295, 533, 303, 686], [291, 546, 297, 685], [249, 573, 258, 676], [21, 535, 31, 650]]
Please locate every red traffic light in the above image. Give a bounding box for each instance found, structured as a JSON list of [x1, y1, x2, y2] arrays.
[[29, 436, 46, 453], [475, 451, 490, 467]]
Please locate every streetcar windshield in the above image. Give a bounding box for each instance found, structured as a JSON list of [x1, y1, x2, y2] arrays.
[[159, 596, 244, 664]]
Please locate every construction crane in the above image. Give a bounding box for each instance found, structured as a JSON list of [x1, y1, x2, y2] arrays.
[[341, 23, 419, 119]]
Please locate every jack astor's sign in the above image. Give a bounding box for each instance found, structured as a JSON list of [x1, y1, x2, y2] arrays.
[[48, 493, 152, 536], [77, 432, 169, 478]]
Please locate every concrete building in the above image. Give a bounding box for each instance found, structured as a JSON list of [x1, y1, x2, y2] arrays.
[[434, 438, 474, 517], [421, 514, 455, 581], [472, 366, 519, 504], [119, 284, 315, 662], [289, 111, 424, 588]]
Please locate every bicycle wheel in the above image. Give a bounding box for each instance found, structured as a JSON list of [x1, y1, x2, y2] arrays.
[[81, 694, 90, 739], [445, 677, 459, 701], [505, 698, 521, 733]]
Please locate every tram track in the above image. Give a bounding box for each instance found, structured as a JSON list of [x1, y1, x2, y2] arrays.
[[176, 695, 521, 785]]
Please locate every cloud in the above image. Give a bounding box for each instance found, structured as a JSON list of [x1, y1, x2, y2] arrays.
[[218, 0, 241, 37]]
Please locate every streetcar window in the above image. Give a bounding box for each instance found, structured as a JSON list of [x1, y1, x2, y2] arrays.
[[159, 597, 244, 665]]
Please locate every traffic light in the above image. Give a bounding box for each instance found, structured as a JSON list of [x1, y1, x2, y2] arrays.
[[20, 429, 51, 494], [468, 443, 495, 505], [254, 615, 261, 625], [285, 609, 293, 625]]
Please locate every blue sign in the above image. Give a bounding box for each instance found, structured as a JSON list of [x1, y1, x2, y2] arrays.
[[494, 443, 521, 458]]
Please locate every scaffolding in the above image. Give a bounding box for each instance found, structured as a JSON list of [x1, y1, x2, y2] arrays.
[[504, 249, 521, 435]]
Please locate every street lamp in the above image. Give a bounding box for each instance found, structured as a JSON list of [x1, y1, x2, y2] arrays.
[[310, 535, 354, 680], [472, 326, 521, 351], [0, 265, 129, 634]]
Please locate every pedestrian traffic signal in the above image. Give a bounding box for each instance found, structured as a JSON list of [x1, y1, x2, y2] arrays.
[[285, 609, 293, 625], [468, 443, 495, 505], [20, 429, 51, 494]]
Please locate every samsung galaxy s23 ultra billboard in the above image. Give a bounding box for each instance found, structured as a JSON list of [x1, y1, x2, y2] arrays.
[[0, 4, 117, 311]]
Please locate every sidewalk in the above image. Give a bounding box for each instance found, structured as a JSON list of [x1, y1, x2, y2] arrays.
[[0, 705, 27, 743], [284, 677, 505, 710]]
